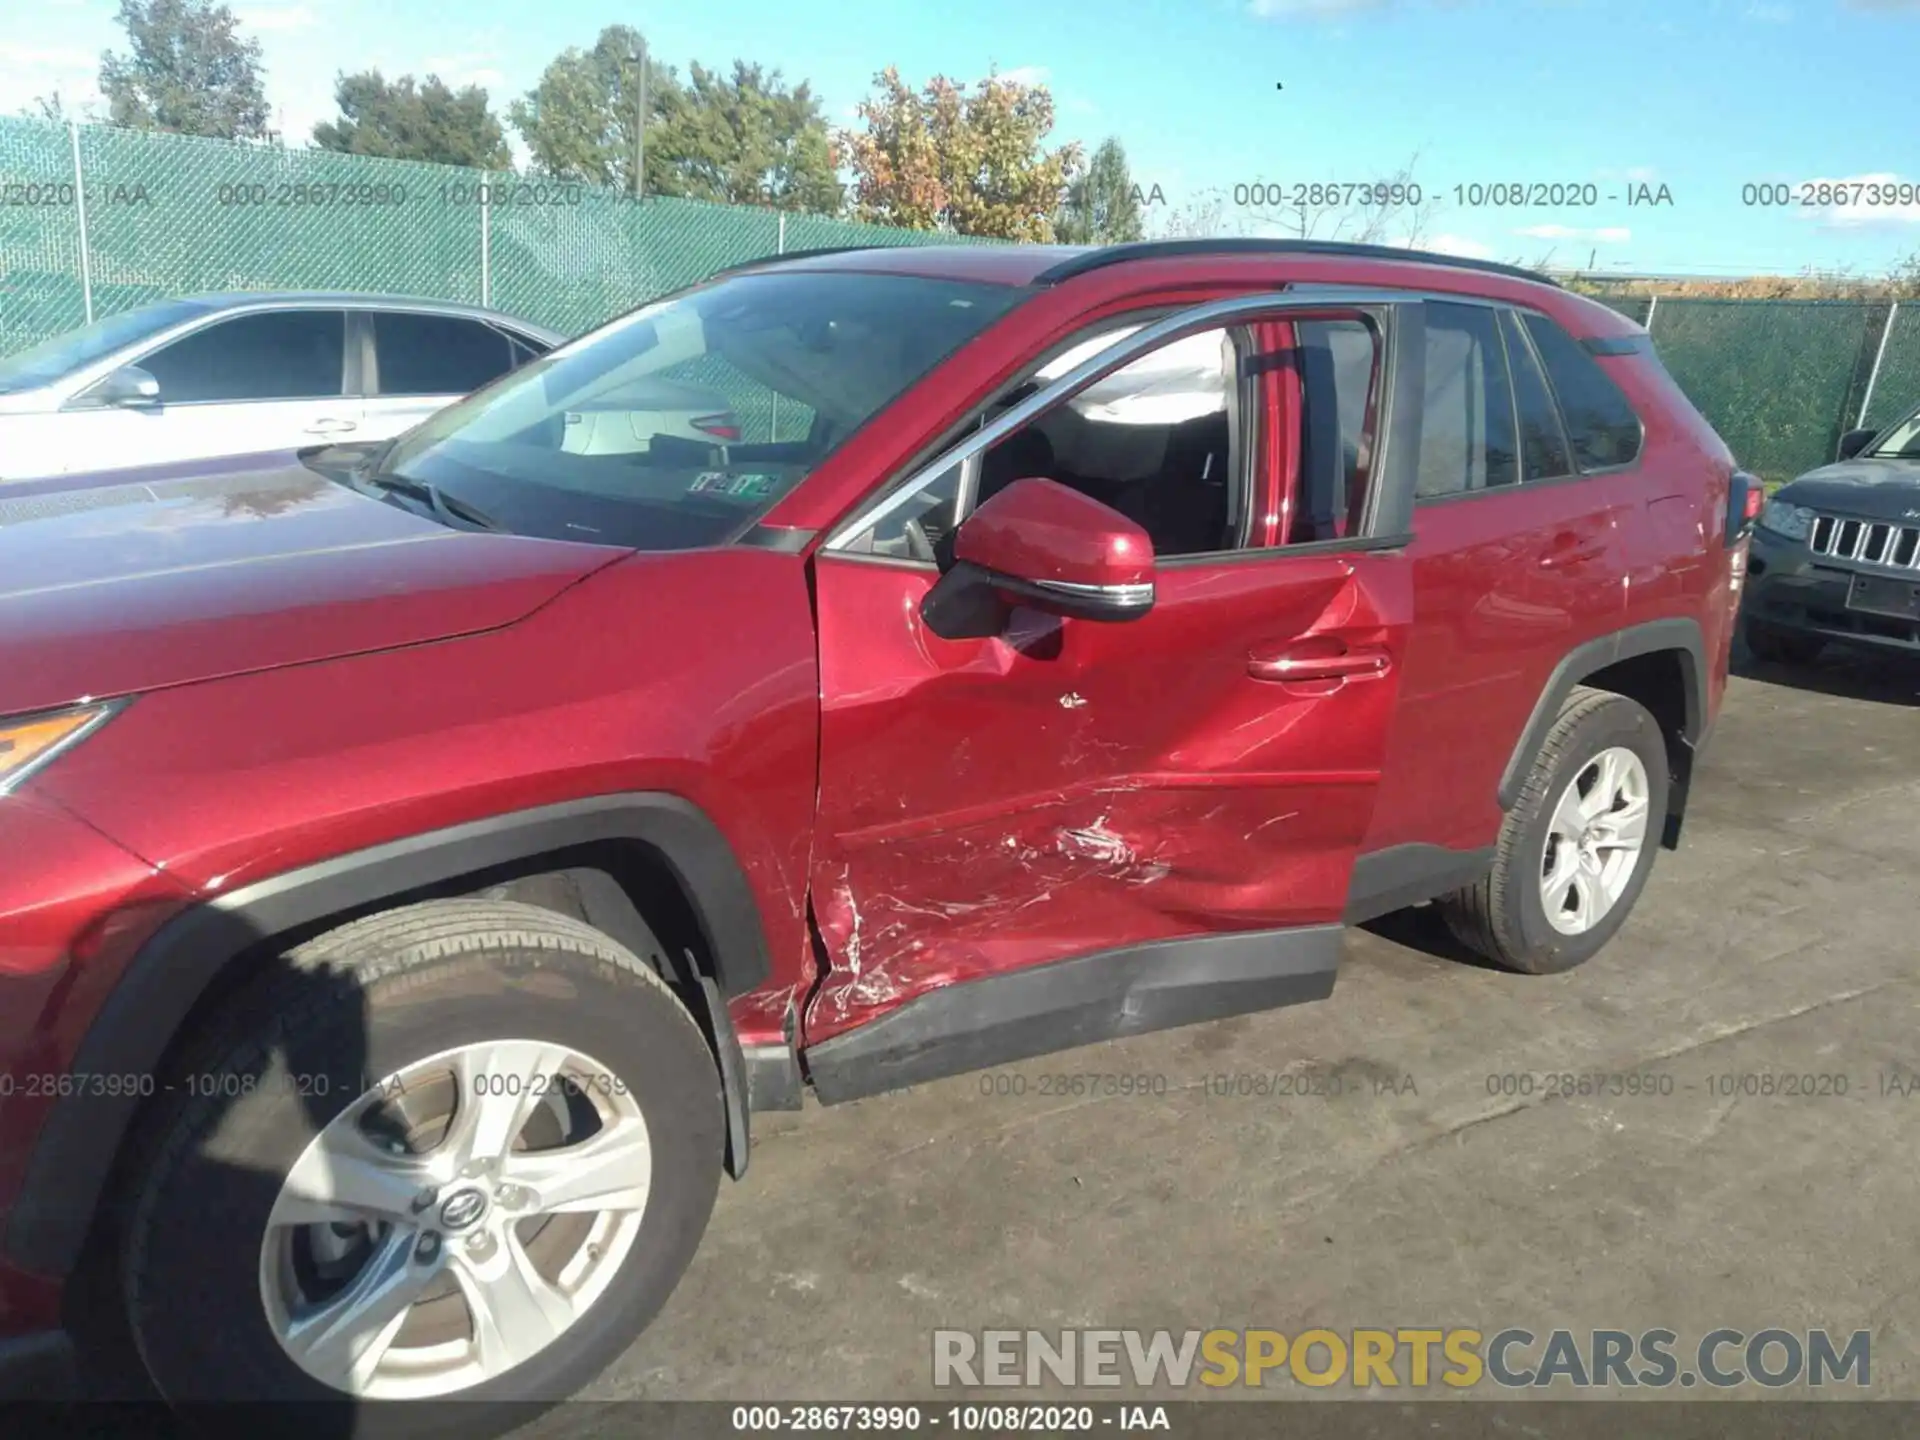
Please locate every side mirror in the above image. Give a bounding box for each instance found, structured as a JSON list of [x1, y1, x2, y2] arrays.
[[92, 364, 161, 409], [942, 476, 1155, 626], [1837, 427, 1877, 461]]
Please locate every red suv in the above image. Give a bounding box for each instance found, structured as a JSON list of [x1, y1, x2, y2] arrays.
[[0, 240, 1752, 1421]]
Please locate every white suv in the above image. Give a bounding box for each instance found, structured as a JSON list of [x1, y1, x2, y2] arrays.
[[0, 293, 563, 482]]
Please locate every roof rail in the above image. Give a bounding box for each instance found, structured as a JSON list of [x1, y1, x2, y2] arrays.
[[712, 245, 888, 276], [1032, 239, 1562, 290]]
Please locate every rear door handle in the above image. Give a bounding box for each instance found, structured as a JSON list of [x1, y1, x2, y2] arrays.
[[303, 417, 358, 435], [1537, 531, 1605, 569], [1247, 642, 1392, 683]]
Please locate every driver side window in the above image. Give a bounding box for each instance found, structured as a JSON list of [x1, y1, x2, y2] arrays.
[[838, 324, 1249, 562]]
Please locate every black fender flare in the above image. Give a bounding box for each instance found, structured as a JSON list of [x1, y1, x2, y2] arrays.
[[6, 792, 772, 1279], [1497, 616, 1710, 812]]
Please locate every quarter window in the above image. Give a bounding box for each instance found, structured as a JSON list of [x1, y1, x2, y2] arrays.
[[1521, 312, 1644, 470]]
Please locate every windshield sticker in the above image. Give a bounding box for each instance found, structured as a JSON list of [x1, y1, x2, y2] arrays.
[[690, 472, 781, 498]]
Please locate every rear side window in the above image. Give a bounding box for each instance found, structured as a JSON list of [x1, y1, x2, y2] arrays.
[[1521, 312, 1644, 471], [1415, 301, 1518, 499], [1500, 310, 1575, 481], [373, 313, 517, 397]]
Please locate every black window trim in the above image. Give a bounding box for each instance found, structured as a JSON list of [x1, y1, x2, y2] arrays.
[[1519, 308, 1647, 478], [1500, 305, 1578, 486], [71, 303, 353, 410], [821, 289, 1423, 570]]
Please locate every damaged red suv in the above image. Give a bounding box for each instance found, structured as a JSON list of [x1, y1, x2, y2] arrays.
[[0, 240, 1752, 1422]]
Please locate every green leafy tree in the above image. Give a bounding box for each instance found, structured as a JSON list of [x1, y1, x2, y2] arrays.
[[98, 0, 271, 140], [653, 60, 839, 211], [313, 72, 511, 169], [1054, 137, 1145, 244], [840, 66, 1082, 240], [510, 31, 840, 210], [508, 26, 676, 193]]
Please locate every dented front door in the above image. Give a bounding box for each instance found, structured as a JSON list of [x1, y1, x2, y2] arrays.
[[802, 545, 1413, 1043]]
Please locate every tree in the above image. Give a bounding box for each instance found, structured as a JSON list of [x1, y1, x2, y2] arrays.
[[1053, 137, 1145, 244], [839, 67, 1082, 241], [1153, 188, 1233, 240], [652, 60, 839, 211], [98, 0, 271, 140], [1891, 249, 1920, 301], [1240, 153, 1441, 248], [511, 32, 842, 210], [313, 72, 511, 169], [510, 26, 688, 195]]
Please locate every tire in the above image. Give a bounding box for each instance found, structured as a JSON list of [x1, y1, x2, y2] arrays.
[[118, 899, 724, 1436], [1745, 619, 1823, 667], [1439, 687, 1670, 975]]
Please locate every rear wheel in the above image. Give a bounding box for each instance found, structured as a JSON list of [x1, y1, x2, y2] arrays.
[[1745, 619, 1824, 667], [1439, 687, 1669, 975], [119, 900, 723, 1435]]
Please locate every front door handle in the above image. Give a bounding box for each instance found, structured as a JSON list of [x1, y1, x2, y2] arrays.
[[1247, 641, 1392, 683], [303, 417, 358, 435]]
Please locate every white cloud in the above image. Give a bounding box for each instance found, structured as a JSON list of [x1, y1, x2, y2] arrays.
[[1420, 233, 1495, 258], [0, 38, 104, 119], [0, 43, 97, 69], [1790, 173, 1920, 229], [1514, 223, 1631, 243], [233, 2, 316, 32], [994, 65, 1051, 87], [421, 52, 508, 93]]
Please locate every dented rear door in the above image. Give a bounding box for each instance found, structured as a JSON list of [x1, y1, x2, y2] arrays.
[[801, 293, 1426, 1048]]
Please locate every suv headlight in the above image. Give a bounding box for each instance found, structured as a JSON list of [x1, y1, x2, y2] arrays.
[[1758, 499, 1814, 542], [0, 701, 121, 795]]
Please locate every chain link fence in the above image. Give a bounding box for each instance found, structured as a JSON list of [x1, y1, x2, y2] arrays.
[[3, 116, 1917, 480], [0, 115, 996, 352], [1591, 294, 1916, 481]]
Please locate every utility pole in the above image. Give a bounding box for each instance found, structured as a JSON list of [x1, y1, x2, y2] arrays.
[[631, 37, 648, 201]]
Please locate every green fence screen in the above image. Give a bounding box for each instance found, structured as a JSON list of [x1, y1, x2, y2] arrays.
[[4, 116, 1917, 480]]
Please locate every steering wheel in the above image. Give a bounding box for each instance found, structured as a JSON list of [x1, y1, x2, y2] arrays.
[[903, 518, 938, 564]]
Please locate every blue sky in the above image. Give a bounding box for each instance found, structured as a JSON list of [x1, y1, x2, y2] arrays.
[[4, 0, 1917, 275]]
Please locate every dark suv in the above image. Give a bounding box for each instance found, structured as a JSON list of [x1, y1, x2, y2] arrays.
[[1744, 398, 1920, 664], [0, 240, 1753, 1424]]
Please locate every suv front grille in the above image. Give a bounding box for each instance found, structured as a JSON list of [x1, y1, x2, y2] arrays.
[[1808, 514, 1920, 570]]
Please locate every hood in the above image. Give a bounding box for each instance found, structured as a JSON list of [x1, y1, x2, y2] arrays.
[[0, 450, 623, 715], [1778, 456, 1920, 521]]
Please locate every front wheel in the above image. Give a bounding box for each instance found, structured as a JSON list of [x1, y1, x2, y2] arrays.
[[1439, 687, 1669, 975], [118, 900, 723, 1433]]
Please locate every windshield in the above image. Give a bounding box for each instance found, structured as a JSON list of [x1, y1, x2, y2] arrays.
[[378, 270, 1029, 549], [1866, 404, 1920, 460], [0, 299, 213, 394]]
